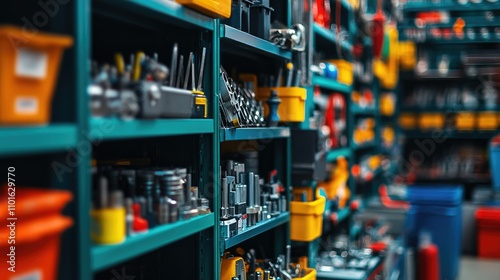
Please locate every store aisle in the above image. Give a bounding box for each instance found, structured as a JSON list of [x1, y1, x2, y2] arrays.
[[459, 256, 500, 280]]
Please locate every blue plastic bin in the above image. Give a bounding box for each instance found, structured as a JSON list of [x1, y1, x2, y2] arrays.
[[490, 144, 500, 190], [405, 185, 463, 280]]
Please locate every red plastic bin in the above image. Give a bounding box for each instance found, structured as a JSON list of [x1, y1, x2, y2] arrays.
[[476, 207, 500, 258]]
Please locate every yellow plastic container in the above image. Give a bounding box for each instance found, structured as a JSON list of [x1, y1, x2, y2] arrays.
[[399, 41, 416, 70], [326, 59, 353, 86], [399, 113, 416, 129], [91, 208, 126, 245], [477, 112, 498, 130], [257, 87, 307, 122], [292, 268, 317, 280], [456, 112, 475, 131], [176, 0, 231, 18], [0, 26, 73, 125], [290, 196, 326, 242], [292, 187, 318, 202], [380, 93, 395, 116], [419, 113, 444, 130]]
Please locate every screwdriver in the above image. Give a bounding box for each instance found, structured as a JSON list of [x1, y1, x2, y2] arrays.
[[170, 43, 178, 87], [176, 55, 184, 88]]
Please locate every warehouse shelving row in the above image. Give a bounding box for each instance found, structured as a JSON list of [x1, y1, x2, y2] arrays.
[[398, 0, 499, 189], [0, 1, 295, 279]]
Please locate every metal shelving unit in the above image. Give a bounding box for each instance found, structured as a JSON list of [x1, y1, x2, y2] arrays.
[[223, 213, 290, 250], [220, 127, 291, 142], [90, 118, 214, 141], [312, 76, 352, 94], [220, 24, 292, 60], [0, 125, 78, 156], [91, 213, 214, 271]]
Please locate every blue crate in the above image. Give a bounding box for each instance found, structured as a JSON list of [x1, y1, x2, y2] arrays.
[[490, 145, 500, 190], [405, 185, 463, 280]]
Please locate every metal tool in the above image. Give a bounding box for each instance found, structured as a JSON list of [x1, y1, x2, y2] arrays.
[[285, 63, 293, 87], [276, 67, 283, 87], [269, 24, 306, 51], [183, 52, 193, 89], [294, 70, 302, 87], [191, 52, 196, 90], [170, 43, 178, 87], [266, 90, 281, 127], [176, 55, 184, 88], [197, 47, 207, 91]]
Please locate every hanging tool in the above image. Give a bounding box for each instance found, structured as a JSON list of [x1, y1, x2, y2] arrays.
[[132, 51, 145, 81], [170, 43, 178, 87], [176, 55, 184, 88], [183, 52, 193, 89], [197, 47, 207, 91], [191, 52, 196, 90]]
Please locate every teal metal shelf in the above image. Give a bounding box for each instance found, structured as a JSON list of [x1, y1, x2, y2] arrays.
[[0, 124, 77, 157], [403, 3, 500, 12], [352, 106, 377, 115], [312, 76, 352, 94], [90, 118, 214, 141], [313, 23, 353, 53], [326, 147, 352, 162], [220, 24, 292, 60], [95, 0, 214, 30], [402, 129, 498, 139], [223, 212, 290, 250], [421, 38, 500, 44], [220, 127, 290, 142], [400, 70, 465, 80], [92, 213, 214, 271], [352, 142, 376, 151], [400, 106, 498, 113]]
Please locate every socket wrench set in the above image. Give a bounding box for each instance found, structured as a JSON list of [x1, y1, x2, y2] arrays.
[[88, 43, 208, 120], [220, 67, 267, 128], [91, 166, 210, 244], [220, 160, 287, 239]]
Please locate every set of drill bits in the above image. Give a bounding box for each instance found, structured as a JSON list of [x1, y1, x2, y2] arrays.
[[92, 166, 210, 243], [220, 161, 287, 239], [220, 67, 266, 128], [88, 43, 207, 120]]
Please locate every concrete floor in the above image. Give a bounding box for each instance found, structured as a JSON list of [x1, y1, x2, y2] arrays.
[[459, 256, 500, 280]]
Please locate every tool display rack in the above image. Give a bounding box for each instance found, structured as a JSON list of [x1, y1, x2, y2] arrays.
[[290, 0, 389, 268], [0, 1, 295, 279], [398, 1, 500, 189]]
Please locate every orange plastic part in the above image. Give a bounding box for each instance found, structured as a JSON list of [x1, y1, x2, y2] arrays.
[[0, 26, 73, 125], [0, 214, 73, 280], [0, 186, 73, 220], [176, 0, 231, 18]]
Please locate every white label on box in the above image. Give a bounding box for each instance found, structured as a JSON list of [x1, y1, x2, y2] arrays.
[[15, 97, 38, 114], [12, 270, 41, 280], [15, 47, 48, 79]]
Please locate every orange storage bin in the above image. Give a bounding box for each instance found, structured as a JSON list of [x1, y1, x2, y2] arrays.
[[0, 188, 73, 279], [290, 196, 326, 241], [419, 113, 444, 130], [476, 208, 500, 258], [456, 112, 475, 131], [0, 187, 73, 220], [399, 113, 416, 129], [0, 26, 73, 125], [176, 0, 231, 18], [0, 215, 72, 280], [477, 112, 498, 130]]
